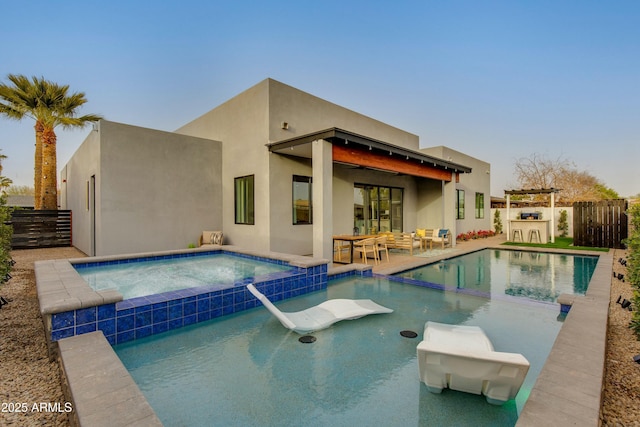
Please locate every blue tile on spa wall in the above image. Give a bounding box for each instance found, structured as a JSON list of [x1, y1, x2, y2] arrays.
[[76, 307, 97, 325], [52, 327, 74, 341], [52, 311, 75, 330], [98, 319, 116, 336], [98, 304, 116, 320]]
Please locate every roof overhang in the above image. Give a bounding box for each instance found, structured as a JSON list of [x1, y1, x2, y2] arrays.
[[266, 128, 472, 175], [504, 188, 561, 195]]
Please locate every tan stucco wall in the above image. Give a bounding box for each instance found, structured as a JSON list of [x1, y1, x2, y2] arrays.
[[176, 81, 271, 251], [421, 146, 491, 235], [177, 79, 424, 255], [64, 120, 222, 256], [61, 127, 101, 256]]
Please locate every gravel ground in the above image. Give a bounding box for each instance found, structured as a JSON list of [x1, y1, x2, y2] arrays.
[[601, 249, 640, 426], [0, 247, 639, 426]]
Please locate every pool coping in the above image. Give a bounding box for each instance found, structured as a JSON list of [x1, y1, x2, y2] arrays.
[[36, 245, 328, 316], [58, 331, 163, 427], [516, 248, 612, 427], [52, 244, 610, 426]]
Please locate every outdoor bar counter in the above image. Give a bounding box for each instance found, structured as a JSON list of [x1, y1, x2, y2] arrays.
[[509, 219, 550, 243]]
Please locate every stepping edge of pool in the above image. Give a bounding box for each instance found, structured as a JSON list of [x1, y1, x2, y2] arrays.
[[58, 331, 163, 427], [516, 250, 612, 427]]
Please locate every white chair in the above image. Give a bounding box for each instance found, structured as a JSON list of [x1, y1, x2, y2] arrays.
[[528, 229, 541, 243], [417, 321, 530, 405], [246, 284, 393, 334], [512, 229, 524, 242]]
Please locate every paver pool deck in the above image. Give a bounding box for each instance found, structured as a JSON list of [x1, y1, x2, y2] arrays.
[[46, 236, 610, 426]]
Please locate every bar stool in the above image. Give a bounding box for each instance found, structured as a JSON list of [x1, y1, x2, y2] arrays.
[[528, 229, 541, 243], [512, 229, 524, 242]]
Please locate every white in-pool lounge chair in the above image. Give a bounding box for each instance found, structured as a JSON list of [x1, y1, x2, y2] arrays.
[[247, 284, 393, 334], [417, 321, 530, 405]]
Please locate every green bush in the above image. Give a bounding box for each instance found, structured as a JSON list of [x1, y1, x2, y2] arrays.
[[558, 209, 569, 237], [0, 194, 13, 285], [625, 203, 640, 337], [493, 209, 503, 234]]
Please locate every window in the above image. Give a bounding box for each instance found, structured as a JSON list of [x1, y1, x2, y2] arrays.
[[234, 175, 254, 225], [456, 189, 465, 219], [475, 193, 485, 219], [293, 175, 312, 224], [354, 184, 403, 234]]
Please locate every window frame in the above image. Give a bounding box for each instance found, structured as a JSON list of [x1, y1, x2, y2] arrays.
[[456, 189, 465, 220], [234, 174, 255, 225], [475, 192, 485, 219], [292, 175, 312, 225]]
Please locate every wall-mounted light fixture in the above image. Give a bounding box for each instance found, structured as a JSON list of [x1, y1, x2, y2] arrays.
[[281, 122, 289, 130]]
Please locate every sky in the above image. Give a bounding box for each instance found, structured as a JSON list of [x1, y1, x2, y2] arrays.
[[1, 0, 639, 197]]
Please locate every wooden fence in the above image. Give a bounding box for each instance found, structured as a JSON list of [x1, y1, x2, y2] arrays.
[[9, 210, 72, 249], [573, 200, 628, 249]]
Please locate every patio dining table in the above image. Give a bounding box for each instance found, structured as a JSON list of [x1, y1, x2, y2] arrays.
[[333, 234, 377, 264]]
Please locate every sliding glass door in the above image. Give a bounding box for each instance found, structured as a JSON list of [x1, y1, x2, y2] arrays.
[[354, 184, 403, 235]]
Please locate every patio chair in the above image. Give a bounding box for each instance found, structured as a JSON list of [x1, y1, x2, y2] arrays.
[[334, 239, 351, 262], [431, 229, 451, 250], [353, 237, 379, 265], [246, 284, 393, 334], [375, 235, 390, 262], [391, 232, 421, 256]]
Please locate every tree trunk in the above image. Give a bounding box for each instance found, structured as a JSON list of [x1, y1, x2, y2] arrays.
[[40, 126, 58, 210], [34, 121, 44, 209]]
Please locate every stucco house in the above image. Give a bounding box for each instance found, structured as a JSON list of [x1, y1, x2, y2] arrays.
[[61, 78, 490, 258]]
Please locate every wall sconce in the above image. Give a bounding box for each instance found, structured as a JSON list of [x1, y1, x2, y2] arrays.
[[281, 122, 289, 130]]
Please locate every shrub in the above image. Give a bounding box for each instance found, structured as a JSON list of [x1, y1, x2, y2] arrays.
[[0, 194, 13, 285], [558, 209, 569, 237], [456, 230, 496, 241], [493, 210, 503, 234], [625, 203, 640, 337]]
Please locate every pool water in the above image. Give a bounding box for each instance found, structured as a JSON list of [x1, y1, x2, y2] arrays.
[[394, 249, 598, 303], [75, 253, 292, 299], [115, 276, 563, 426]]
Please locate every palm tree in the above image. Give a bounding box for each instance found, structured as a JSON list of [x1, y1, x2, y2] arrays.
[[0, 74, 102, 209]]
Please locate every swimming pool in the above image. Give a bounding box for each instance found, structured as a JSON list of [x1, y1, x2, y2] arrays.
[[115, 275, 562, 426], [393, 249, 598, 303], [75, 253, 292, 299]]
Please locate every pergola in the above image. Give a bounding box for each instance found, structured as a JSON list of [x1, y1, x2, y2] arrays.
[[505, 188, 561, 243]]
